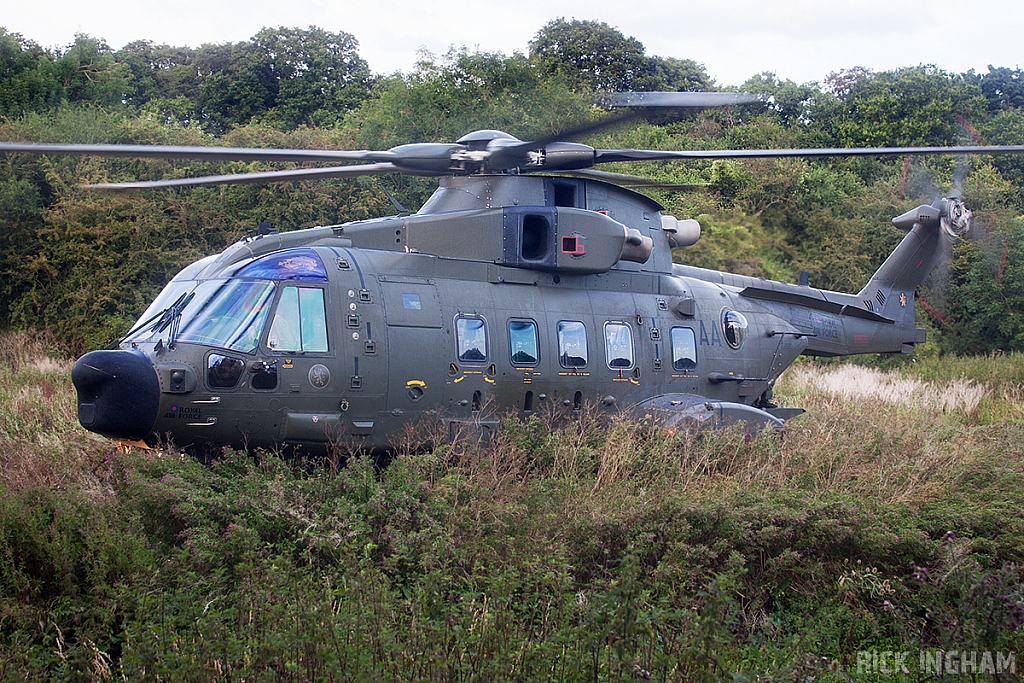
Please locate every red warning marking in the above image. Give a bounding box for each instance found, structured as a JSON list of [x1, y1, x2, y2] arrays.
[[561, 236, 585, 255]]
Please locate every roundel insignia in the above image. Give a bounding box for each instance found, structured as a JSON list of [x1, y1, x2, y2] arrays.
[[309, 364, 331, 388]]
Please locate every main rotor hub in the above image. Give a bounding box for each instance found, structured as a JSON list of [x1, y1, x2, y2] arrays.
[[456, 129, 520, 150]]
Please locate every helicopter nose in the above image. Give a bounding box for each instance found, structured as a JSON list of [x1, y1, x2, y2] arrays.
[[72, 350, 161, 441]]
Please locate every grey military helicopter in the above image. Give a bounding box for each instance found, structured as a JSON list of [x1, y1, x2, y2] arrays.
[[3, 92, 1023, 452]]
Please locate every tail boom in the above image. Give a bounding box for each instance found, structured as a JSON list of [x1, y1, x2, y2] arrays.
[[673, 198, 969, 358]]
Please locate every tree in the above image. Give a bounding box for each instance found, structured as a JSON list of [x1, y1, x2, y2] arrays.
[[187, 27, 374, 132], [974, 66, 1024, 112], [0, 28, 63, 116], [116, 40, 200, 108], [253, 26, 373, 129], [346, 48, 590, 147], [942, 217, 1024, 354], [191, 40, 276, 133], [821, 66, 987, 147], [529, 19, 710, 94], [644, 56, 710, 92], [52, 34, 130, 109], [740, 72, 818, 126], [529, 19, 648, 92]]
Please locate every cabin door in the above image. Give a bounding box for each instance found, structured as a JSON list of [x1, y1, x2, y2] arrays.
[[381, 280, 446, 437]]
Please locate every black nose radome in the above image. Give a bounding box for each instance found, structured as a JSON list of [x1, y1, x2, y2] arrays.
[[72, 350, 160, 441]]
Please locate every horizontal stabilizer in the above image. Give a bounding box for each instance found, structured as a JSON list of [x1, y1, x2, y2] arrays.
[[740, 286, 842, 314], [839, 304, 893, 324], [740, 286, 894, 324]]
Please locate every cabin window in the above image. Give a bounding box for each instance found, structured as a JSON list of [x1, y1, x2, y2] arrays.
[[402, 293, 422, 310], [267, 286, 329, 353], [671, 327, 698, 370], [721, 310, 748, 350], [456, 317, 488, 363], [509, 320, 539, 365], [558, 321, 588, 368], [604, 322, 634, 369]]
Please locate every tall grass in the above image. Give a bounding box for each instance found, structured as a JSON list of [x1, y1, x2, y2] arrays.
[[0, 332, 110, 495], [1, 333, 1023, 681]]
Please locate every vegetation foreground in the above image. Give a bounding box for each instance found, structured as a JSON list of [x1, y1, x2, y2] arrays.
[[0, 333, 1021, 681]]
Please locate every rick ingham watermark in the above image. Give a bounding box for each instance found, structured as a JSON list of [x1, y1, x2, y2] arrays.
[[855, 650, 1016, 676]]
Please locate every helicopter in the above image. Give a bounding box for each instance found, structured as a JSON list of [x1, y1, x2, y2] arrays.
[[3, 91, 1023, 452]]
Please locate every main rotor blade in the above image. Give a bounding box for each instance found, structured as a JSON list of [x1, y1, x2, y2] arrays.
[[537, 91, 757, 152], [595, 144, 1024, 163], [0, 141, 384, 163], [85, 163, 398, 190], [487, 92, 760, 171], [526, 92, 762, 152], [551, 168, 709, 189], [600, 92, 762, 108]]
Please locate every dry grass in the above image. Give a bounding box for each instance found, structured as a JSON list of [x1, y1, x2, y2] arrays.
[[783, 363, 989, 416], [0, 331, 111, 493], [768, 362, 1020, 502], [445, 360, 1024, 514], [1, 329, 1020, 514], [0, 329, 66, 373], [2, 333, 1022, 680]]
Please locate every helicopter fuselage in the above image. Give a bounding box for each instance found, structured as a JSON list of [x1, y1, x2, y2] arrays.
[[71, 174, 943, 452]]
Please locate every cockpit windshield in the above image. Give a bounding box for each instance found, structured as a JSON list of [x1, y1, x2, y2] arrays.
[[122, 248, 328, 352], [176, 280, 275, 350], [124, 279, 275, 352]]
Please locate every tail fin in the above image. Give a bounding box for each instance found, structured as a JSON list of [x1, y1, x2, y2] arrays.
[[857, 198, 970, 323]]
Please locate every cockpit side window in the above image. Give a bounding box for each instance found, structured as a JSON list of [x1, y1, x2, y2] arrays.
[[268, 286, 329, 353], [207, 353, 245, 389], [456, 317, 488, 363]]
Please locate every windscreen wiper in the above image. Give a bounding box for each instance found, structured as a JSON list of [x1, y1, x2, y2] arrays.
[[117, 291, 190, 346], [164, 292, 195, 347]]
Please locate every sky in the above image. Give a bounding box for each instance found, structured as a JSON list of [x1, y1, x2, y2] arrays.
[[3, 0, 1022, 87]]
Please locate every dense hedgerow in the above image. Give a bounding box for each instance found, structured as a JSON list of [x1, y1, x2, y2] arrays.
[[4, 56, 1024, 355], [0, 332, 1023, 680]]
